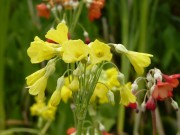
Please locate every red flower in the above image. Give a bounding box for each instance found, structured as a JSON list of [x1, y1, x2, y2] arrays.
[[152, 74, 180, 101], [146, 96, 156, 111], [152, 80, 173, 100], [126, 102, 137, 109], [102, 131, 113, 135], [88, 0, 105, 21], [36, 3, 50, 19], [66, 127, 76, 135], [162, 74, 180, 88]]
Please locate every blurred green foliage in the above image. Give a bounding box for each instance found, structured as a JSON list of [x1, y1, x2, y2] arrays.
[[0, 0, 180, 134]]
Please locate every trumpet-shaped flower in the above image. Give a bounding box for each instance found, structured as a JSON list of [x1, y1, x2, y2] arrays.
[[27, 36, 60, 63], [125, 51, 153, 75], [26, 68, 46, 86], [61, 86, 72, 103], [45, 22, 68, 44], [61, 40, 89, 63], [28, 76, 48, 97], [89, 40, 112, 64], [91, 83, 109, 104], [119, 83, 136, 106]]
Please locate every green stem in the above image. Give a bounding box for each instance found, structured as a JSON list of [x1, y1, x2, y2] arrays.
[[0, 128, 39, 135], [139, 0, 149, 51], [151, 111, 156, 135], [76, 119, 84, 135], [38, 120, 52, 135], [71, 0, 84, 34]]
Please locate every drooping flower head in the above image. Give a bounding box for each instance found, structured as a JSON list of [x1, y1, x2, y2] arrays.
[[119, 83, 136, 106]]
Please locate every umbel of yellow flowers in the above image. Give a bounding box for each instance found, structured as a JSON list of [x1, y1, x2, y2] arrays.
[[26, 21, 153, 121]]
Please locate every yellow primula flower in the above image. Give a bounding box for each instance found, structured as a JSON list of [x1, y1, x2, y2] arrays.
[[41, 104, 57, 120], [91, 83, 109, 104], [125, 51, 153, 75], [45, 22, 68, 44], [61, 86, 72, 103], [30, 99, 46, 116], [114, 44, 153, 75], [27, 36, 60, 63], [26, 68, 46, 86], [28, 76, 48, 97], [119, 82, 136, 106], [69, 77, 79, 91], [89, 40, 112, 64], [61, 40, 89, 63]]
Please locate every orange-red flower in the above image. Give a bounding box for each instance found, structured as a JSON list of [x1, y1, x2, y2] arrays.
[[36, 3, 50, 19], [152, 74, 180, 101], [88, 0, 105, 21], [146, 96, 156, 111], [66, 127, 76, 135]]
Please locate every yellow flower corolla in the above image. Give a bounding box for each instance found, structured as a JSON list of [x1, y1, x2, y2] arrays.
[[30, 100, 45, 116], [125, 51, 153, 75], [91, 83, 109, 104], [45, 22, 68, 44], [49, 89, 61, 106], [69, 77, 79, 91], [61, 40, 89, 63], [26, 68, 46, 86], [105, 68, 120, 89], [61, 86, 72, 103], [120, 83, 136, 106], [27, 36, 60, 63], [89, 40, 112, 64], [28, 76, 48, 97], [41, 104, 57, 120]]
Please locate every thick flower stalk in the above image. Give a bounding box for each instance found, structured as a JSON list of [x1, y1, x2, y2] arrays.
[[26, 22, 153, 134]]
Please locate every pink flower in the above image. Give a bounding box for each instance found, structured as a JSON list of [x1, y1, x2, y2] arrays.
[[162, 74, 180, 88], [146, 96, 156, 111], [126, 102, 137, 109], [36, 3, 50, 19], [66, 127, 76, 135]]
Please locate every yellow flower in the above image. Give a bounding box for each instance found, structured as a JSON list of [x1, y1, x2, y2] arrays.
[[61, 86, 72, 103], [91, 83, 109, 104], [41, 104, 57, 120], [45, 22, 68, 44], [61, 40, 89, 63], [28, 76, 48, 97], [69, 77, 79, 91], [30, 99, 45, 116], [27, 36, 60, 63], [26, 68, 46, 86], [125, 51, 153, 75], [105, 68, 120, 89], [89, 40, 112, 64], [120, 83, 136, 106]]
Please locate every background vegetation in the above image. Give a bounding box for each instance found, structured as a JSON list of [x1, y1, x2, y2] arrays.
[[0, 0, 180, 134]]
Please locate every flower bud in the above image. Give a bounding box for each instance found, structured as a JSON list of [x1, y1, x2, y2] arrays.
[[171, 99, 179, 111], [141, 101, 146, 112], [73, 67, 81, 76], [114, 44, 128, 53], [56, 76, 65, 90], [69, 77, 79, 91], [132, 82, 138, 93], [107, 90, 115, 105], [45, 60, 56, 77], [146, 96, 156, 111], [49, 89, 61, 106], [146, 72, 153, 82], [91, 65, 98, 73], [117, 72, 125, 85]]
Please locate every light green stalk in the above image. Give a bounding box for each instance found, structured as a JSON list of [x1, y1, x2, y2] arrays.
[[118, 0, 130, 134], [0, 0, 10, 130]]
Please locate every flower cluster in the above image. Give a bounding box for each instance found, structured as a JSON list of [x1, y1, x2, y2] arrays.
[[36, 0, 105, 21], [132, 68, 180, 111], [26, 22, 153, 134]]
